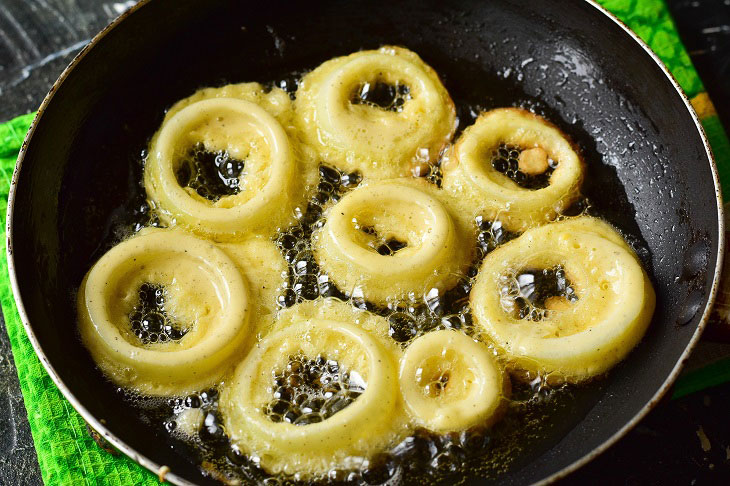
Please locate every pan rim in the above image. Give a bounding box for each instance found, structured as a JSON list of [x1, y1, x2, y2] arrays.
[[4, 1, 724, 485]]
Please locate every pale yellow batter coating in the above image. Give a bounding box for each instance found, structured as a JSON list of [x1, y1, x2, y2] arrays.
[[470, 217, 655, 384], [313, 178, 475, 305], [145, 83, 317, 240], [78, 228, 287, 395], [399, 330, 509, 433], [78, 229, 251, 396], [294, 46, 456, 179], [220, 298, 406, 476], [442, 108, 584, 232], [217, 235, 287, 319]]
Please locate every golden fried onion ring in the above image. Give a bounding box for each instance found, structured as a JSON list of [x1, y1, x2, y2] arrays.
[[313, 179, 474, 305], [220, 299, 402, 475], [145, 90, 302, 239], [295, 46, 455, 179], [470, 217, 655, 384], [442, 108, 584, 232], [399, 330, 509, 433], [78, 229, 250, 395]]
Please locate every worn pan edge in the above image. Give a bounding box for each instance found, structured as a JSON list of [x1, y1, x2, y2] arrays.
[[4, 1, 723, 485]]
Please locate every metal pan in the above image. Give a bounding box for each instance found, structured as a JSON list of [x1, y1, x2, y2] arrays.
[[6, 0, 723, 484]]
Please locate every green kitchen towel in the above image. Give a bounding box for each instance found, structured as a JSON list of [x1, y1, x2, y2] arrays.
[[1, 0, 729, 484], [600, 0, 704, 97]]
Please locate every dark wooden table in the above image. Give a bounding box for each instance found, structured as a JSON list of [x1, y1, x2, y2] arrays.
[[0, 1, 728, 484]]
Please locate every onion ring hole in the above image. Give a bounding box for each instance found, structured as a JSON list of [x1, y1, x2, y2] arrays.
[[490, 143, 556, 190], [129, 283, 188, 344], [501, 265, 578, 322], [174, 143, 246, 202], [351, 80, 413, 112], [264, 354, 366, 426]]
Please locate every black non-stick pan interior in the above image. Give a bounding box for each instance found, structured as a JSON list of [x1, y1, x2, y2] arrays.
[[9, 0, 720, 484]]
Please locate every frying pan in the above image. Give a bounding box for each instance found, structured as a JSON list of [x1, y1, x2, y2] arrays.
[[6, 0, 723, 484]]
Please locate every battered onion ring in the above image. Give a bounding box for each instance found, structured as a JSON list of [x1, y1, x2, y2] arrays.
[[442, 108, 584, 232], [77, 229, 250, 396], [145, 84, 313, 240], [399, 330, 509, 433], [220, 298, 404, 476], [294, 46, 456, 179], [313, 179, 474, 305], [470, 217, 655, 384]]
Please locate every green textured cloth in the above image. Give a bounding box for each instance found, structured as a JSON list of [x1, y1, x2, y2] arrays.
[[600, 0, 704, 97], [0, 1, 729, 485]]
